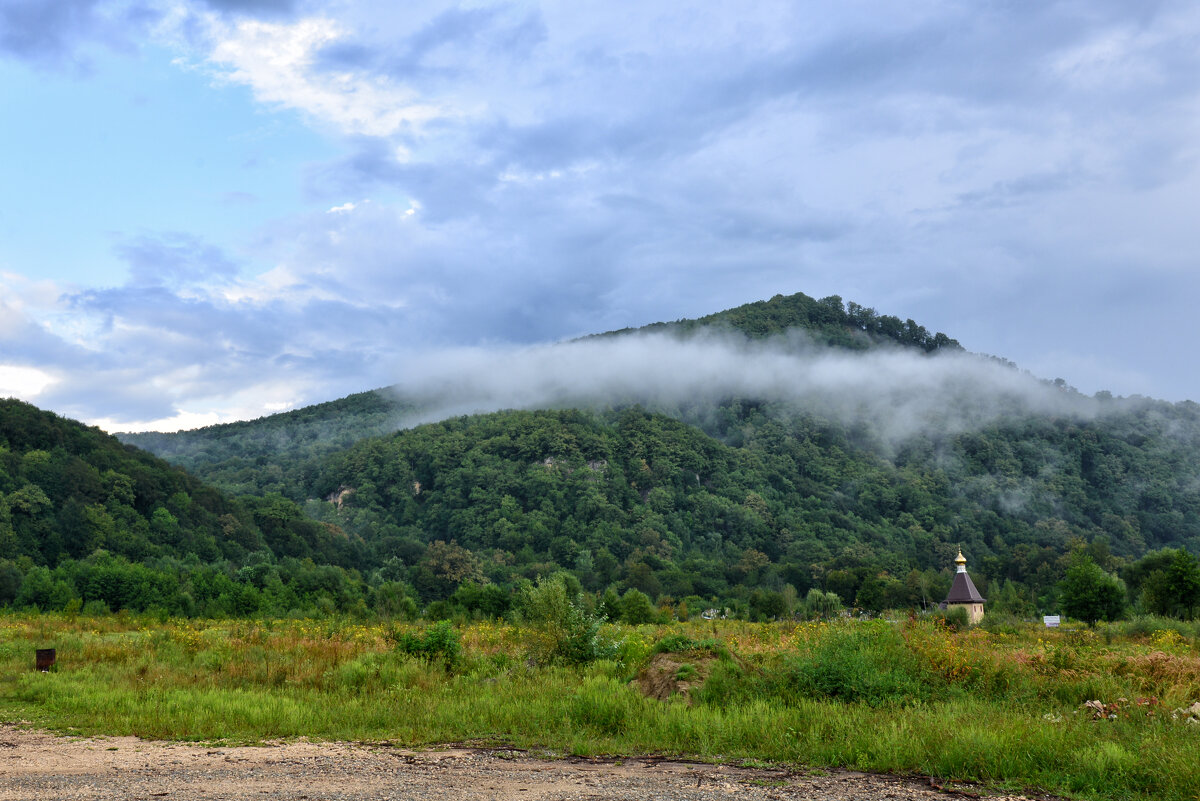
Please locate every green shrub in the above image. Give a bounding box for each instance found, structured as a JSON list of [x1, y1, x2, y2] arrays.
[[803, 588, 844, 619], [619, 589, 656, 624], [552, 605, 614, 665], [424, 600, 454, 621], [518, 575, 615, 665], [391, 621, 461, 668], [373, 582, 418, 620], [979, 612, 1023, 635], [81, 599, 111, 616]]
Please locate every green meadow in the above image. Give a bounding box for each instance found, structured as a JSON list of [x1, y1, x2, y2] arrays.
[[3, 613, 1199, 801]]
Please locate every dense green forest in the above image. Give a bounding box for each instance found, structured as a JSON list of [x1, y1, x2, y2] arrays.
[[0, 398, 369, 615], [296, 400, 1200, 619], [5, 291, 1200, 622]]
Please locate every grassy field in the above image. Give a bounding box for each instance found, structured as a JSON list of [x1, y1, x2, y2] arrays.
[[2, 613, 1199, 801]]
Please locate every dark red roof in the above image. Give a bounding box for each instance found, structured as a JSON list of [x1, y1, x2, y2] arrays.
[[945, 571, 986, 604]]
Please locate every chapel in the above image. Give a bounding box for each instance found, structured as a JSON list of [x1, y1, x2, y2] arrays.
[[944, 549, 986, 624]]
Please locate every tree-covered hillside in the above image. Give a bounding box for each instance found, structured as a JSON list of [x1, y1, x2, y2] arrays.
[[1, 398, 368, 615], [2, 398, 261, 566], [290, 400, 1200, 618]]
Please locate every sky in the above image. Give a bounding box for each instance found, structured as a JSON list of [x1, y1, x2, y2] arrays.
[[3, 0, 1200, 433]]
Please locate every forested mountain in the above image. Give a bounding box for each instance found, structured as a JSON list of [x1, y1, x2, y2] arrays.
[[119, 291, 964, 496], [7, 291, 1200, 620], [0, 399, 368, 614], [118, 291, 960, 496], [588, 291, 962, 352]]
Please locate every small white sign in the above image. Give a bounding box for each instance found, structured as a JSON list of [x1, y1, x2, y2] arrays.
[[1044, 615, 1060, 628]]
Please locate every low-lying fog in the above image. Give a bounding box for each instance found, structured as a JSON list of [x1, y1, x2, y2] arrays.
[[387, 331, 1107, 447]]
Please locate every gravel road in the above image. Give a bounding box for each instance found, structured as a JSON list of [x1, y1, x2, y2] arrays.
[[0, 725, 1055, 801]]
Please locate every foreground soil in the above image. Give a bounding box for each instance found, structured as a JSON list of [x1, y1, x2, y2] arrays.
[[0, 725, 1053, 801]]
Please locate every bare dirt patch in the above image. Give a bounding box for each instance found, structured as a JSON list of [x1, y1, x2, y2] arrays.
[[633, 652, 719, 702], [0, 725, 1054, 801]]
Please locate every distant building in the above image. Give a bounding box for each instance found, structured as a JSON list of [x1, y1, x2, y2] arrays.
[[943, 550, 986, 624]]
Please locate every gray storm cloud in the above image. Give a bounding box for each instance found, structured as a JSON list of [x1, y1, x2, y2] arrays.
[[388, 332, 1099, 446]]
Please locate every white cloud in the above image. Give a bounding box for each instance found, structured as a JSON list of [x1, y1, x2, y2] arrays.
[[90, 409, 229, 435], [219, 264, 316, 304], [389, 332, 1098, 449], [0, 273, 102, 350], [1020, 349, 1154, 399], [0, 271, 68, 313], [0, 364, 57, 399], [206, 16, 443, 137], [95, 379, 309, 434]]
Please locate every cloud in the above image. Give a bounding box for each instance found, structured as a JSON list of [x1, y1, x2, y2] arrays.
[[114, 232, 241, 288], [952, 168, 1089, 211], [1, 232, 425, 428], [385, 330, 1103, 450], [200, 0, 296, 15], [376, 5, 547, 79], [206, 15, 444, 136], [0, 364, 57, 398], [0, 0, 159, 69]]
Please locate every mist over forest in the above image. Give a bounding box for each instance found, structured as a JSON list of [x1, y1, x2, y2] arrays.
[[386, 330, 1108, 450], [5, 291, 1200, 624]]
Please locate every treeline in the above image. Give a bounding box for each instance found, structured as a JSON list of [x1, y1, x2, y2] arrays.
[[0, 547, 727, 622], [0, 549, 369, 618], [3, 542, 1195, 626]]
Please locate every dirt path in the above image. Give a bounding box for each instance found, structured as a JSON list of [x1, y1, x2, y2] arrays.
[[0, 725, 1052, 801]]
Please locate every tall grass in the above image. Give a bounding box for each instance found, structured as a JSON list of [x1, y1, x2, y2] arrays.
[[2, 612, 1198, 801]]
